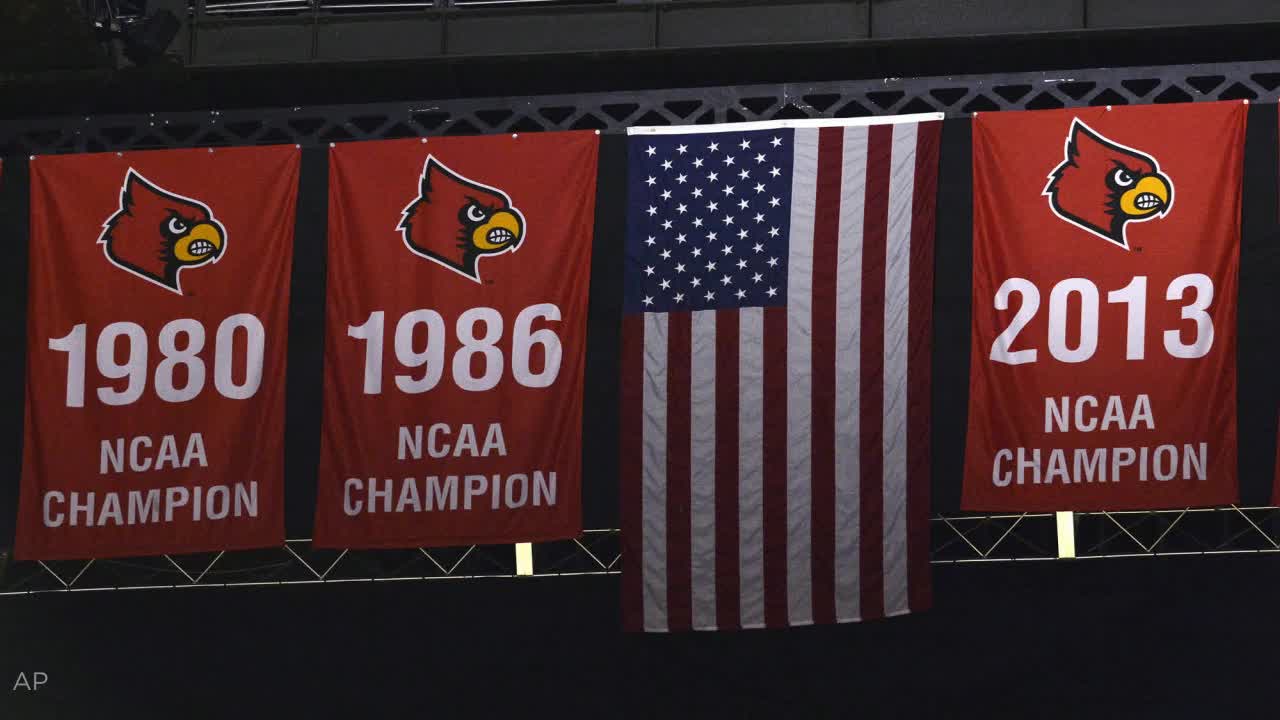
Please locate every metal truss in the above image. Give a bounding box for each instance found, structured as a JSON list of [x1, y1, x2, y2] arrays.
[[6, 507, 1280, 595], [6, 58, 1280, 156], [932, 507, 1280, 563], [0, 529, 621, 596]]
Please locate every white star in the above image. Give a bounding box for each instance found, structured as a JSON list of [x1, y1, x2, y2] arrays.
[[736, 258, 747, 270], [721, 245, 733, 256], [691, 277, 702, 287], [751, 272, 763, 283], [737, 228, 748, 239], [736, 289, 747, 300], [738, 199, 749, 210], [645, 176, 656, 187], [721, 274, 732, 286], [661, 189, 672, 200], [769, 167, 781, 178], [693, 217, 704, 228], [770, 136, 782, 148], [707, 171, 719, 183], [660, 249, 672, 260], [676, 144, 688, 155], [722, 215, 735, 226], [708, 231, 718, 242], [692, 187, 704, 198], [677, 203, 688, 215], [691, 247, 703, 258], [739, 139, 751, 150], [705, 290, 716, 301], [676, 233, 687, 243], [706, 260, 717, 272], [754, 183, 766, 194], [752, 242, 764, 253], [723, 155, 735, 166], [755, 153, 766, 164], [644, 265, 655, 276], [646, 205, 657, 217], [662, 219, 673, 230], [769, 227, 780, 238], [645, 236, 656, 246], [754, 213, 765, 224], [646, 145, 657, 157], [769, 196, 781, 208], [674, 292, 685, 303], [643, 295, 654, 306], [675, 263, 686, 273], [767, 257, 779, 267], [707, 201, 719, 213], [660, 278, 671, 290], [738, 169, 750, 180], [661, 159, 673, 171], [693, 158, 704, 168], [708, 141, 719, 153], [676, 174, 688, 184], [722, 185, 735, 196], [766, 286, 778, 297]]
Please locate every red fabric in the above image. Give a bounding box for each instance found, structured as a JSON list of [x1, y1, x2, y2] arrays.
[[314, 132, 598, 548], [808, 126, 841, 626], [907, 120, 940, 613], [857, 123, 891, 621], [964, 101, 1245, 511], [16, 145, 298, 560]]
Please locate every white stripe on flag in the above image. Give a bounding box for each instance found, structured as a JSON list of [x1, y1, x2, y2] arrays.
[[642, 312, 669, 631], [882, 122, 918, 616], [689, 309, 718, 630], [785, 128, 818, 626], [834, 125, 867, 622], [738, 306, 766, 629]]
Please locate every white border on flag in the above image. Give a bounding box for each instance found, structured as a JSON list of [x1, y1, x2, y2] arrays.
[[626, 112, 945, 136]]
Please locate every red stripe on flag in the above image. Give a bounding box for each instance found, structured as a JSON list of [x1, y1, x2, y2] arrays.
[[762, 305, 789, 628], [665, 311, 693, 632], [714, 309, 742, 630], [907, 121, 939, 613], [859, 123, 892, 621], [809, 126, 843, 625], [619, 313, 646, 632]]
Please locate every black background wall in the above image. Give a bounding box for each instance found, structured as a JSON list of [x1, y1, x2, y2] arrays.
[[2, 556, 1278, 718], [4, 20, 1280, 718]]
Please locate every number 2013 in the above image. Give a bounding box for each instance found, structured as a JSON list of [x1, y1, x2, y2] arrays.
[[989, 274, 1214, 365]]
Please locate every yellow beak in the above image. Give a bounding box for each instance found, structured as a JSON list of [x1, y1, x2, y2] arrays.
[[471, 209, 523, 252], [1119, 175, 1171, 217], [173, 223, 224, 263]]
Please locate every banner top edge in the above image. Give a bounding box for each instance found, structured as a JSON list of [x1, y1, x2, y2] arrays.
[[625, 113, 945, 136]]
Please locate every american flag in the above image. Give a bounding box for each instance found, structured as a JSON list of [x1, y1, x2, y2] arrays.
[[620, 116, 941, 631]]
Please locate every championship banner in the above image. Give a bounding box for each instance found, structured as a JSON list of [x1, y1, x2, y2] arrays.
[[17, 145, 299, 560], [963, 101, 1246, 511], [314, 132, 599, 548]]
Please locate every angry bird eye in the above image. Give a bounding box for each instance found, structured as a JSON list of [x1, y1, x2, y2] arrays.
[[167, 217, 189, 235], [1112, 168, 1135, 188], [465, 204, 487, 223]]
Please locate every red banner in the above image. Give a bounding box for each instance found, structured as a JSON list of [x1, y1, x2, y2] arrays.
[[314, 132, 599, 548], [963, 101, 1245, 511], [17, 145, 299, 559]]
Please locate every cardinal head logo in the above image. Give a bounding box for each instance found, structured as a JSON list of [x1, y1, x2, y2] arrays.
[[398, 155, 525, 282], [1043, 118, 1174, 250], [98, 169, 227, 294]]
